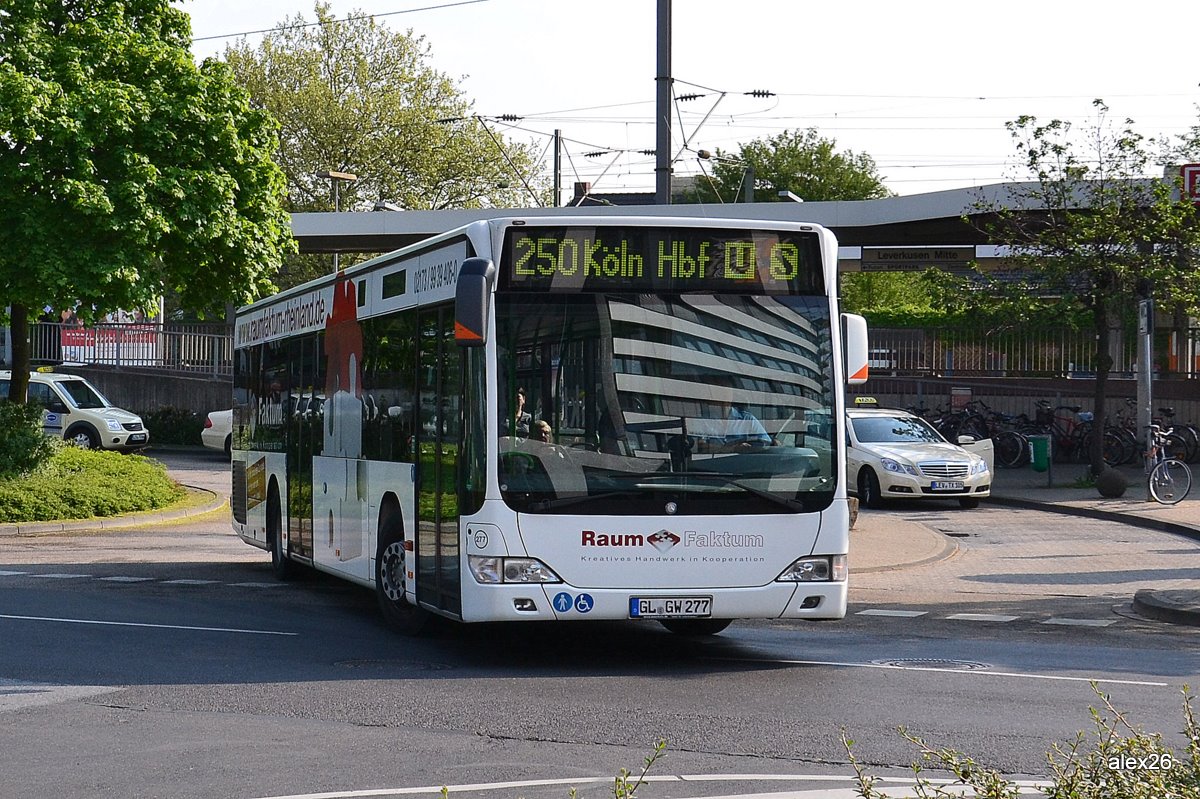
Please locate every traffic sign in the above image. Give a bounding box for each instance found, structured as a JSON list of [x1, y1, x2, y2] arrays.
[[1183, 164, 1200, 205]]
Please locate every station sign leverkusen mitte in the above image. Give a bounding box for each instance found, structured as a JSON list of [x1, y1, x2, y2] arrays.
[[860, 246, 976, 272]]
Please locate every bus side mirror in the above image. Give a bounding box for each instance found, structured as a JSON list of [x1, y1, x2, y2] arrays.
[[842, 313, 869, 385], [455, 257, 495, 347]]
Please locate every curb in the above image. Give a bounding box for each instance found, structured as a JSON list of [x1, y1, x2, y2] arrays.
[[1132, 589, 1200, 627], [986, 496, 1200, 544], [0, 485, 227, 537]]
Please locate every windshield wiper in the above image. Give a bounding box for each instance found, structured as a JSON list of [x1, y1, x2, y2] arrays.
[[668, 471, 809, 512], [523, 489, 646, 513]]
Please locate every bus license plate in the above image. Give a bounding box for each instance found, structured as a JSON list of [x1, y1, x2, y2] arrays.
[[629, 597, 712, 619], [930, 481, 964, 491]]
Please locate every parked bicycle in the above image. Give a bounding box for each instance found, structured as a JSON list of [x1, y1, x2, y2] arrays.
[[1145, 424, 1193, 505]]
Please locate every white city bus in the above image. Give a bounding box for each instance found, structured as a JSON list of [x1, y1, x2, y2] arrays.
[[231, 216, 869, 635]]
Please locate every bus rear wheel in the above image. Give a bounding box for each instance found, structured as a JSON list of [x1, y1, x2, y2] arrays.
[[375, 508, 428, 635], [659, 619, 732, 636]]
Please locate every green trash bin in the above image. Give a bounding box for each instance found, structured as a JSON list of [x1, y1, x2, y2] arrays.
[[1029, 434, 1051, 472]]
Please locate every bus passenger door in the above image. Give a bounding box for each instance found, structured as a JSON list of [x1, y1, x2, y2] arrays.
[[415, 305, 462, 616]]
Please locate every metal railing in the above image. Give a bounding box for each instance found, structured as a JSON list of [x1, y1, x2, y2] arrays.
[[27, 321, 232, 377], [867, 326, 1199, 379], [17, 321, 1199, 382]]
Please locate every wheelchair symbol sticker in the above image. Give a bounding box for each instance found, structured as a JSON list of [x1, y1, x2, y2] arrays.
[[553, 592, 573, 613], [573, 593, 594, 614]]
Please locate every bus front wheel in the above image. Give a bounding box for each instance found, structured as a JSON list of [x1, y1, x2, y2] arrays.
[[659, 619, 732, 636], [375, 507, 428, 635], [267, 486, 293, 581]]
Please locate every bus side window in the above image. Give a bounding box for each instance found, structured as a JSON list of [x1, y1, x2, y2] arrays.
[[361, 314, 418, 463]]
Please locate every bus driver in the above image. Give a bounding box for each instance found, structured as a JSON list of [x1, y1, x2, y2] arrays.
[[693, 378, 773, 453]]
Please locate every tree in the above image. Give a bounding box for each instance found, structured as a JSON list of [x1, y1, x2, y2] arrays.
[[222, 2, 542, 287], [681, 128, 892, 204], [839, 270, 966, 322], [972, 101, 1200, 474], [0, 0, 294, 404]]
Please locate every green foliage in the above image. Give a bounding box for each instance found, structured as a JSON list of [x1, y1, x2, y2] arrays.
[[611, 738, 668, 799], [222, 2, 542, 289], [0, 447, 184, 522], [0, 0, 295, 394], [845, 684, 1199, 799], [843, 270, 1093, 331], [138, 406, 204, 446], [0, 401, 58, 478], [841, 270, 959, 317], [680, 128, 892, 204]]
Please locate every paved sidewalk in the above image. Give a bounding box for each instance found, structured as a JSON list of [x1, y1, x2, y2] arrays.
[[854, 460, 1200, 626], [991, 461, 1200, 626]]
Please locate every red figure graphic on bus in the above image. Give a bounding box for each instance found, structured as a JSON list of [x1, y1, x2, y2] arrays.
[[324, 273, 364, 458]]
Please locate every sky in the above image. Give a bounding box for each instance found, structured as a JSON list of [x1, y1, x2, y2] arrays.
[[179, 0, 1200, 200]]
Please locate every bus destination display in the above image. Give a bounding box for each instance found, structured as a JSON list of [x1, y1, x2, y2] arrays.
[[502, 226, 823, 294]]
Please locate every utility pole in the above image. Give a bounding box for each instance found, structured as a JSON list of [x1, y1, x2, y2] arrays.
[[317, 170, 356, 272], [553, 129, 562, 207], [654, 0, 672, 205], [1137, 282, 1154, 500]]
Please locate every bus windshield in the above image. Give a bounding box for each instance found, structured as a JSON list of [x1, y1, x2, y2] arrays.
[[495, 293, 836, 515]]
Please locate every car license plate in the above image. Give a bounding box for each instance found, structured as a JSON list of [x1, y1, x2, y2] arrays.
[[629, 596, 712, 618], [128, 434, 146, 443], [930, 481, 964, 491]]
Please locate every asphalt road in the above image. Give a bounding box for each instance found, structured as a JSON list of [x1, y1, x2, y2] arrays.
[[0, 449, 1196, 799]]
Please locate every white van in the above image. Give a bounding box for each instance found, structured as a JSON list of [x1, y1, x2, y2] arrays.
[[0, 369, 150, 452]]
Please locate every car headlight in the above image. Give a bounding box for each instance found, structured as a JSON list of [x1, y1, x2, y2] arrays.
[[880, 457, 918, 475], [971, 459, 989, 475], [777, 555, 847, 582], [468, 555, 562, 584], [105, 419, 123, 432]]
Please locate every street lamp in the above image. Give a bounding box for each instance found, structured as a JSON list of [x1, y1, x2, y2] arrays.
[[372, 201, 403, 212], [778, 190, 804, 203], [316, 170, 357, 271]]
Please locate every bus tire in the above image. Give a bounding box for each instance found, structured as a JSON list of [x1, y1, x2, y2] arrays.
[[267, 484, 294, 580], [375, 504, 428, 635], [659, 619, 732, 636]]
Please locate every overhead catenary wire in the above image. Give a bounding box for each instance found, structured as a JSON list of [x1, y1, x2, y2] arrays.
[[190, 0, 492, 43]]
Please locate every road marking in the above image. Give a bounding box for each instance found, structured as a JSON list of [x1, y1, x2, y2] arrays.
[[856, 609, 927, 617], [945, 613, 1019, 622], [230, 582, 288, 588], [706, 656, 1169, 687], [249, 773, 1050, 799], [0, 613, 297, 636], [98, 576, 156, 583], [1043, 617, 1117, 627], [0, 570, 28, 576], [161, 579, 219, 585], [29, 573, 90, 579]]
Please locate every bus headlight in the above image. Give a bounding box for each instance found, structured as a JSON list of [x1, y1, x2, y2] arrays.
[[777, 555, 847, 582], [468, 555, 562, 584]]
